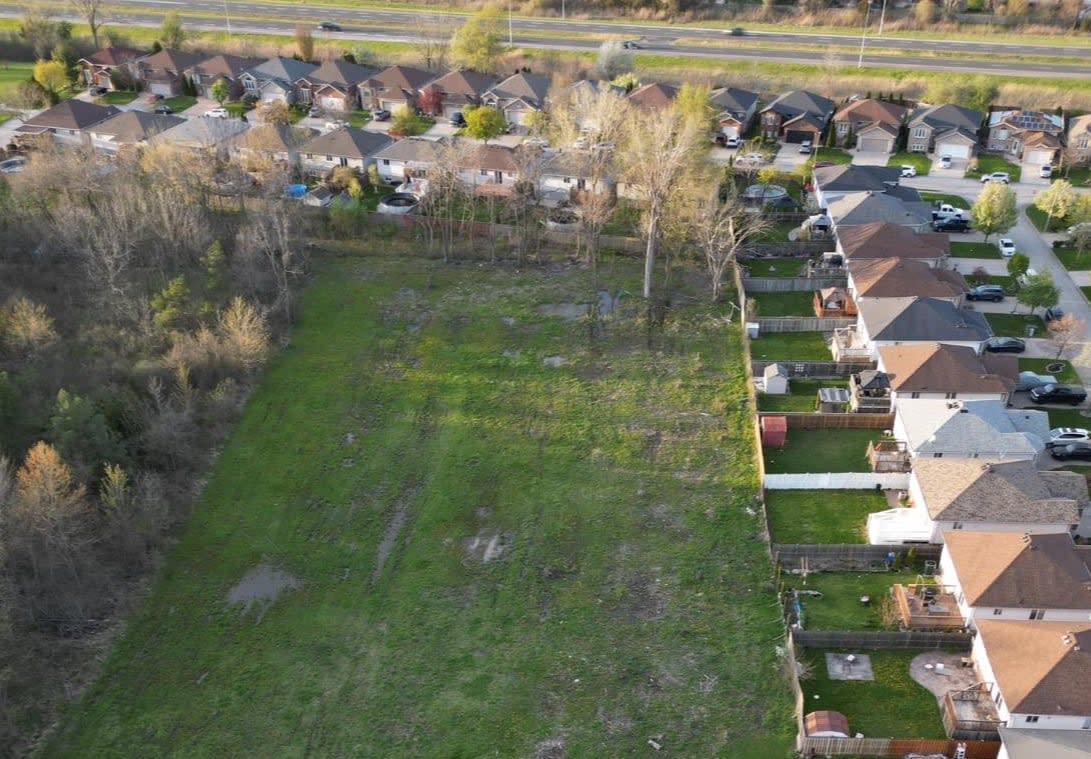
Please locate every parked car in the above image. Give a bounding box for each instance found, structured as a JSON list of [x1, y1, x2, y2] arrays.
[[981, 171, 1011, 184], [205, 107, 229, 119], [1040, 165, 1053, 179], [982, 336, 1025, 353], [933, 217, 971, 232], [153, 104, 174, 114], [998, 238, 1017, 257], [939, 154, 952, 169], [1066, 222, 1091, 238], [325, 120, 348, 130], [450, 111, 466, 127], [372, 108, 391, 121], [317, 21, 342, 31], [1049, 442, 1091, 461], [725, 136, 741, 149], [1050, 427, 1091, 443], [1031, 383, 1088, 405], [0, 157, 27, 174], [1045, 306, 1066, 322], [88, 85, 108, 95], [1014, 371, 1057, 391], [966, 285, 1006, 302], [799, 140, 813, 154], [900, 165, 917, 178]]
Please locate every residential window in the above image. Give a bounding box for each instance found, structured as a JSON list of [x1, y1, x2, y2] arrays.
[[910, 392, 921, 399], [326, 155, 332, 161], [945, 392, 957, 399], [837, 123, 847, 134], [952, 521, 962, 528], [382, 159, 390, 166], [912, 127, 926, 138], [339, 158, 347, 167], [993, 608, 1003, 615], [997, 128, 1009, 139], [1029, 609, 1044, 620], [563, 177, 571, 184], [1079, 137, 1089, 149], [1025, 715, 1039, 723]]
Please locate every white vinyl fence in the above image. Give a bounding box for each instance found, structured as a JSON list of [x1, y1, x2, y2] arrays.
[[764, 472, 910, 490]]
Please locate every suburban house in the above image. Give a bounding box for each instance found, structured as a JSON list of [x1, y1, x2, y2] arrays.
[[420, 69, 498, 119], [137, 49, 203, 96], [892, 399, 1048, 460], [626, 82, 678, 112], [300, 128, 393, 176], [1066, 113, 1091, 166], [877, 344, 1016, 404], [866, 458, 1085, 544], [240, 57, 318, 104], [833, 296, 991, 360], [147, 117, 250, 156], [360, 65, 437, 112], [837, 223, 951, 268], [940, 531, 1091, 628], [229, 124, 317, 170], [86, 111, 184, 156], [906, 103, 983, 158], [847, 257, 966, 301], [812, 164, 902, 208], [457, 144, 521, 193], [294, 59, 379, 111], [986, 109, 1064, 164], [14, 100, 121, 147], [710, 86, 759, 141], [972, 621, 1091, 731], [184, 54, 260, 100], [831, 98, 908, 151], [373, 137, 442, 185], [826, 191, 932, 232], [78, 46, 148, 90], [759, 90, 835, 142], [539, 150, 610, 203], [997, 726, 1091, 759], [483, 72, 551, 127]]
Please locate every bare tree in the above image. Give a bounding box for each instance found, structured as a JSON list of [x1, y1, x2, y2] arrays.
[[235, 201, 307, 322], [692, 194, 771, 302], [502, 144, 546, 264], [1049, 313, 1086, 359], [419, 139, 472, 262], [417, 12, 451, 70], [69, 0, 105, 48]]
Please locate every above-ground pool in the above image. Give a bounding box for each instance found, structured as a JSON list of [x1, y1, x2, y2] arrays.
[[378, 193, 420, 215]]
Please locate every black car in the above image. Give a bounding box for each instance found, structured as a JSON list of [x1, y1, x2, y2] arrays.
[[966, 285, 1005, 302], [153, 104, 174, 114], [317, 21, 342, 31], [450, 111, 466, 127], [1030, 383, 1088, 405], [372, 108, 391, 121], [933, 217, 971, 232], [1045, 307, 1066, 322], [983, 336, 1026, 353], [1050, 442, 1091, 461]]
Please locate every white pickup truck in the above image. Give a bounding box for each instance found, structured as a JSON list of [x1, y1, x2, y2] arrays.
[[932, 202, 970, 222]]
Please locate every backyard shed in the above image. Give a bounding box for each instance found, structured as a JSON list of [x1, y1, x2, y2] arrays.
[[760, 415, 787, 447], [804, 710, 850, 738], [762, 363, 790, 395], [817, 387, 850, 413]]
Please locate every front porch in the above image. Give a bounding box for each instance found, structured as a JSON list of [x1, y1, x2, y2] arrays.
[[892, 583, 965, 630]]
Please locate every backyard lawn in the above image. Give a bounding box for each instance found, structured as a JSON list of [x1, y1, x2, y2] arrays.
[[763, 428, 883, 474], [754, 290, 816, 317], [799, 648, 950, 739], [757, 379, 847, 413], [1051, 245, 1091, 271], [764, 488, 885, 543], [742, 258, 808, 278], [986, 312, 1046, 337], [43, 252, 794, 757], [887, 152, 931, 175], [789, 571, 921, 631], [1019, 358, 1081, 384], [966, 155, 1021, 183], [754, 219, 803, 243], [750, 331, 830, 361], [950, 241, 1001, 259]]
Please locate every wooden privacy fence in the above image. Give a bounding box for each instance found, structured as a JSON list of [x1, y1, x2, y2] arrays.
[[793, 630, 972, 649], [755, 316, 855, 333], [797, 736, 1000, 758], [752, 359, 875, 378], [742, 241, 829, 257], [742, 276, 847, 293], [774, 543, 941, 571], [759, 411, 893, 429]]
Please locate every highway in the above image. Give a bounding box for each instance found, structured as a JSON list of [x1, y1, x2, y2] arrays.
[[3, 0, 1090, 77]]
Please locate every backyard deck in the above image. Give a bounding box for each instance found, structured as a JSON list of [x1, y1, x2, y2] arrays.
[[892, 584, 965, 630]]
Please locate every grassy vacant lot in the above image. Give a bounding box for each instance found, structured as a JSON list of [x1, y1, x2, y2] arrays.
[[919, 191, 970, 209], [799, 648, 949, 738], [742, 258, 808, 278], [986, 312, 1046, 337], [757, 379, 847, 413], [764, 489, 885, 543], [755, 290, 816, 317], [1020, 358, 1081, 384], [950, 241, 1001, 259], [45, 252, 794, 757], [888, 152, 931, 175], [750, 331, 830, 361], [1052, 245, 1091, 271], [790, 571, 919, 631], [763, 428, 880, 474]]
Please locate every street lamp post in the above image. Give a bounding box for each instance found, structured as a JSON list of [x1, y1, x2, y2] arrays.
[[878, 0, 888, 36], [509, 0, 514, 45], [224, 0, 232, 36], [857, 5, 870, 68]]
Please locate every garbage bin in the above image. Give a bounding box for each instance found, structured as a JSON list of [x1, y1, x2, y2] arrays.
[[1026, 326, 1037, 337], [746, 322, 760, 339]]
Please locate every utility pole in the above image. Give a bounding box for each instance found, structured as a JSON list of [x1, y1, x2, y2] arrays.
[[509, 0, 513, 45], [877, 0, 888, 36], [857, 5, 869, 68], [562, 0, 566, 20], [224, 0, 232, 36]]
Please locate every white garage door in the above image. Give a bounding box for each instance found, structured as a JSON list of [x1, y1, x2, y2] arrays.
[[857, 137, 889, 153], [940, 143, 971, 159], [320, 96, 344, 111], [150, 82, 174, 96]]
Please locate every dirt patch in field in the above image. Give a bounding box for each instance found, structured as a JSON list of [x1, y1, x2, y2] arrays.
[[533, 737, 565, 759], [227, 563, 301, 621], [372, 506, 409, 583], [463, 529, 512, 563]]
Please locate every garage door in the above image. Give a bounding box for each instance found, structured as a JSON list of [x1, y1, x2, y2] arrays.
[[149, 82, 174, 97], [941, 144, 971, 159], [857, 137, 889, 153], [320, 96, 344, 111], [785, 130, 810, 144]]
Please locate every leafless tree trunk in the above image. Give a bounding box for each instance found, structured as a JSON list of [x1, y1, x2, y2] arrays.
[[235, 201, 307, 322], [69, 0, 105, 48], [692, 194, 771, 302], [420, 140, 472, 263]]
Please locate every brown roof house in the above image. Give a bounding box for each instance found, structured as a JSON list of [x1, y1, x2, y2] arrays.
[[867, 457, 1084, 544], [832, 98, 908, 152], [835, 221, 950, 267], [230, 123, 317, 170], [14, 100, 121, 147], [972, 621, 1091, 730], [294, 59, 379, 112], [184, 54, 261, 100], [78, 46, 149, 90], [483, 72, 551, 127], [1066, 113, 1091, 167], [986, 109, 1064, 165], [86, 110, 184, 156], [373, 136, 444, 185], [137, 49, 203, 96], [847, 257, 966, 300], [877, 343, 1016, 404], [420, 69, 498, 119], [627, 82, 678, 112], [456, 143, 523, 195], [940, 531, 1091, 628], [300, 127, 393, 176], [360, 65, 437, 113], [759, 89, 834, 143], [906, 103, 983, 158]]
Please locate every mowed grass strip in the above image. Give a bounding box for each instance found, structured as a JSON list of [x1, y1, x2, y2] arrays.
[[47, 253, 794, 757]]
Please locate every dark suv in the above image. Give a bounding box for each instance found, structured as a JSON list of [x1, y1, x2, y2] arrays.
[[1031, 384, 1088, 406], [965, 285, 1005, 302], [933, 217, 971, 232]]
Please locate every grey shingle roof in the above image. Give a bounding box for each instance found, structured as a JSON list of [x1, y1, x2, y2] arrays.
[[814, 164, 902, 193], [246, 56, 318, 85], [762, 89, 835, 120], [17, 100, 120, 132], [302, 127, 393, 159], [487, 72, 551, 107], [898, 399, 1047, 459], [858, 296, 991, 342], [87, 111, 184, 142], [908, 103, 983, 132], [709, 86, 758, 117], [827, 191, 932, 229]]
